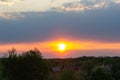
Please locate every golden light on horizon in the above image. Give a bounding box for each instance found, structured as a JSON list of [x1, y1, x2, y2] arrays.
[[1, 40, 120, 54], [58, 43, 66, 51]]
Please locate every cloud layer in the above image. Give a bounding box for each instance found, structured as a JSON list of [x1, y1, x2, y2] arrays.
[[0, 0, 120, 13], [52, 0, 120, 11], [0, 7, 120, 44]]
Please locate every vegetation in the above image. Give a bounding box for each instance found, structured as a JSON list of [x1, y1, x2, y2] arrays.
[[0, 50, 120, 80], [1, 49, 51, 80], [58, 70, 77, 80]]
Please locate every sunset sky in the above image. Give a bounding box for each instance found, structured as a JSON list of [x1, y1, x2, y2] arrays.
[[0, 0, 120, 58]]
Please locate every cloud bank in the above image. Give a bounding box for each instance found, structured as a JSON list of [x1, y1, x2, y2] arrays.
[[52, 0, 120, 11], [0, 0, 120, 13], [0, 0, 120, 44], [0, 13, 24, 19], [0, 7, 120, 44]]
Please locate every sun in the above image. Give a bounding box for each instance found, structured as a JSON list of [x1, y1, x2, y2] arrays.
[[58, 43, 66, 51]]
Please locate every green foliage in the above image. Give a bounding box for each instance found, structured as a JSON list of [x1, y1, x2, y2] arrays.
[[90, 67, 112, 80], [1, 49, 51, 80], [0, 52, 120, 80], [58, 70, 77, 80], [78, 70, 87, 80], [0, 59, 7, 80], [111, 59, 120, 80]]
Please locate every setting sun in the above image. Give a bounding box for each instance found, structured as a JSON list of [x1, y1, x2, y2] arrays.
[[58, 43, 66, 51]]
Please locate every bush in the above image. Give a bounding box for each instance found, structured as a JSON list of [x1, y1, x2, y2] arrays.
[[90, 67, 112, 80], [58, 70, 77, 80], [2, 49, 51, 80]]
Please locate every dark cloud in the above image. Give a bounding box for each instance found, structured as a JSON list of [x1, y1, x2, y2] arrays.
[[0, 4, 120, 44]]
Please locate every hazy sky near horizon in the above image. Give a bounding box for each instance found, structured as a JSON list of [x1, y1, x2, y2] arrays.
[[0, 0, 120, 58]]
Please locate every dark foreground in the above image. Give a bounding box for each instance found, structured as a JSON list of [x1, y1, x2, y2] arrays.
[[0, 49, 120, 80]]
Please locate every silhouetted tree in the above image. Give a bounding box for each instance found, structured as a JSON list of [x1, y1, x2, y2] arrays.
[[2, 49, 51, 80], [111, 59, 120, 80]]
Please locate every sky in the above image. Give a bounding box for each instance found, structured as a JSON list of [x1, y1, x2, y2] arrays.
[[0, 0, 120, 58]]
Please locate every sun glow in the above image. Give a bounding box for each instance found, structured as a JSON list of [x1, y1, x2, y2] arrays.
[[58, 43, 66, 51]]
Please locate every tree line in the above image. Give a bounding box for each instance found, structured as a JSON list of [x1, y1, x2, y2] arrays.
[[0, 49, 120, 80]]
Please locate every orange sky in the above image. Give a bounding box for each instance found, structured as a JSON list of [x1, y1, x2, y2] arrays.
[[1, 40, 120, 53], [0, 39, 120, 58]]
